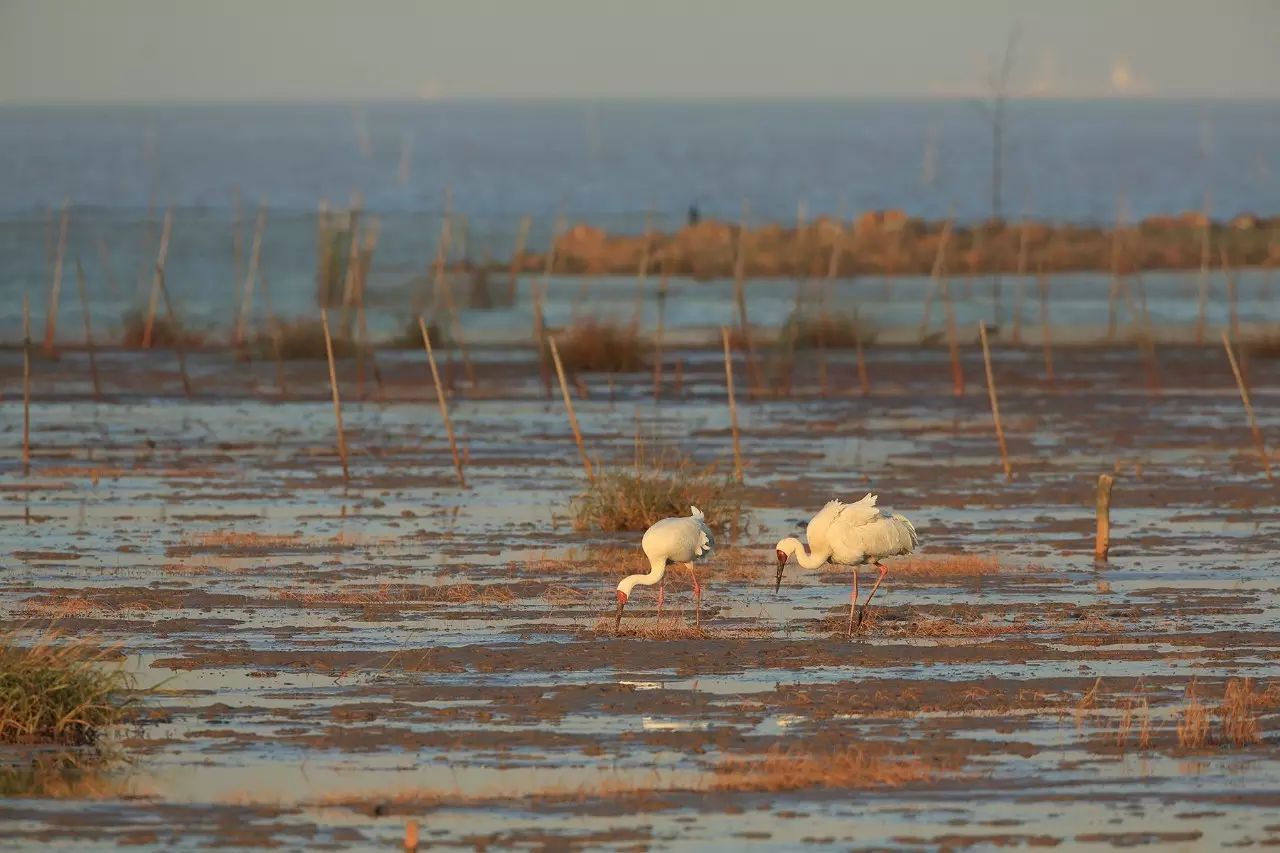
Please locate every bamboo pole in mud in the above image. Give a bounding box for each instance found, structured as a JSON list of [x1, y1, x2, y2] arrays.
[[1220, 245, 1240, 340], [43, 201, 70, 354], [917, 220, 953, 340], [978, 321, 1012, 481], [1094, 473, 1114, 562], [1037, 262, 1054, 385], [1222, 331, 1273, 482], [854, 307, 870, 397], [156, 265, 192, 398], [652, 264, 669, 401], [320, 309, 351, 484], [942, 278, 964, 397], [234, 205, 266, 348], [404, 820, 418, 853], [721, 326, 743, 484], [507, 215, 532, 304], [419, 318, 468, 488], [140, 209, 174, 350], [548, 336, 593, 481], [22, 295, 31, 477], [73, 257, 101, 400]]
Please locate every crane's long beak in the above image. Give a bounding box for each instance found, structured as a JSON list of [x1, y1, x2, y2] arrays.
[[775, 551, 787, 593], [614, 590, 627, 633]]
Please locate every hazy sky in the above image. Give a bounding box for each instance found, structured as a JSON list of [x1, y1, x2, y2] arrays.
[[2, 0, 1277, 102]]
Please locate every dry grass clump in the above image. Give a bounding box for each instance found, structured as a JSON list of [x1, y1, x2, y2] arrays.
[[572, 456, 745, 533], [249, 320, 357, 360], [1219, 678, 1263, 747], [278, 583, 516, 607], [120, 312, 203, 348], [710, 745, 934, 792], [781, 312, 874, 349], [0, 629, 134, 747], [590, 618, 771, 640], [553, 318, 648, 373], [1177, 684, 1211, 749]]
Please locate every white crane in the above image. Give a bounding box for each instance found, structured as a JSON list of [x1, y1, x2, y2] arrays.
[[615, 506, 715, 632], [774, 493, 918, 637]]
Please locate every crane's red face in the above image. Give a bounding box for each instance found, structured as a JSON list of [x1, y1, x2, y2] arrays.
[[775, 549, 788, 592]]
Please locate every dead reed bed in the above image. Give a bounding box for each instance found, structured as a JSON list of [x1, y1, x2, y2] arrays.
[[552, 318, 649, 373], [277, 583, 516, 608], [710, 745, 936, 792], [571, 453, 745, 532]]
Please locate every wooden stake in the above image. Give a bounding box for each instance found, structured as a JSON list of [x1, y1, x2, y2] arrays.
[[1094, 473, 1114, 561], [548, 336, 593, 481], [234, 205, 266, 347], [942, 278, 964, 396], [978, 320, 1012, 481], [73, 257, 101, 400], [141, 209, 173, 349], [1037, 262, 1054, 385], [419, 318, 467, 487], [156, 265, 191, 398], [22, 295, 31, 477], [320, 309, 350, 483], [43, 201, 70, 354], [722, 326, 743, 484], [1222, 331, 1273, 481], [917, 220, 953, 340], [404, 820, 418, 853]]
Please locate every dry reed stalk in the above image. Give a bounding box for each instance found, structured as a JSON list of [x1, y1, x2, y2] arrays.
[[942, 278, 964, 396], [22, 295, 31, 477], [1094, 473, 1114, 561], [43, 201, 70, 354], [732, 204, 764, 395], [233, 205, 266, 347], [854, 307, 870, 396], [532, 280, 551, 397], [339, 208, 365, 323], [320, 309, 350, 483], [507, 215, 532, 303], [155, 265, 191, 398], [140, 209, 173, 349], [73, 258, 101, 400], [1220, 245, 1240, 340], [404, 820, 418, 853], [548, 336, 593, 480], [652, 266, 669, 401], [1222, 331, 1273, 481], [1037, 262, 1054, 385], [1195, 218, 1211, 344], [978, 321, 1012, 481], [419, 318, 467, 487], [1177, 683, 1210, 749], [917, 220, 953, 339], [722, 326, 743, 484]]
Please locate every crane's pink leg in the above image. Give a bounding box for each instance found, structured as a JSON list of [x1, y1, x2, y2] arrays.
[[656, 578, 665, 622], [686, 563, 702, 630], [846, 567, 859, 638], [856, 561, 889, 632]]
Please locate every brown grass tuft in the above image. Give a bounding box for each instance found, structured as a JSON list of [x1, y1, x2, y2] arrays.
[[710, 745, 935, 792], [1177, 683, 1211, 750], [553, 318, 648, 373], [571, 454, 745, 533], [1219, 678, 1262, 747]]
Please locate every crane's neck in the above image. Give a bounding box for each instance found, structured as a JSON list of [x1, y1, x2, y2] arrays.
[[617, 555, 667, 599], [779, 537, 831, 570]]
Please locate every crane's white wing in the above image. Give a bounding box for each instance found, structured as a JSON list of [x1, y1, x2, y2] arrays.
[[642, 507, 714, 564], [808, 493, 879, 554], [830, 512, 918, 562]]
